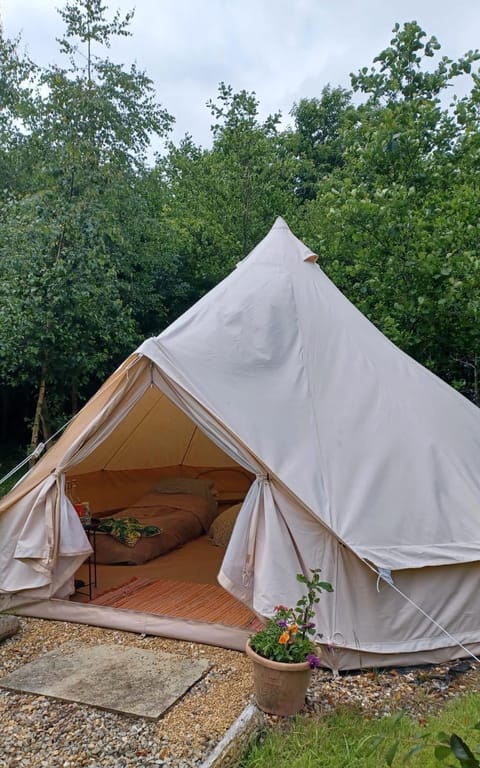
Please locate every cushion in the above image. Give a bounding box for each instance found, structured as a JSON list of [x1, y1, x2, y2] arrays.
[[208, 503, 242, 547], [153, 476, 216, 497], [152, 477, 218, 519]]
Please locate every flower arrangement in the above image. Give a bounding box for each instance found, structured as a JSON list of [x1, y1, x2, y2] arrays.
[[249, 568, 333, 668]]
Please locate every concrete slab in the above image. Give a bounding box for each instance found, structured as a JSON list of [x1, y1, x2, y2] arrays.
[[0, 643, 209, 719]]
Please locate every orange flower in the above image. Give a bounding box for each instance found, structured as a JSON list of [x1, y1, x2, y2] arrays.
[[278, 631, 290, 644], [288, 624, 298, 634]]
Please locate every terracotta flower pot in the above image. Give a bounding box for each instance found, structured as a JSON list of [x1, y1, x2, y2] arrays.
[[245, 639, 312, 716]]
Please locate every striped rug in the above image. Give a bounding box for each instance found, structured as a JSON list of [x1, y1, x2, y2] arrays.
[[91, 577, 261, 630]]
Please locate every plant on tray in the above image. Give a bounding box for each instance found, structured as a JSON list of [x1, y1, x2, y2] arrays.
[[246, 568, 333, 716]]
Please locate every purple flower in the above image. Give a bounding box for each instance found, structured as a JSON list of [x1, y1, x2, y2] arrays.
[[307, 653, 320, 669], [277, 620, 288, 629]]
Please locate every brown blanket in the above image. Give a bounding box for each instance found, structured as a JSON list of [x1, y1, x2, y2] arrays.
[[94, 492, 216, 565]]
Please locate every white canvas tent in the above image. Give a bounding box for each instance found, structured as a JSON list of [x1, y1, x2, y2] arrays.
[[2, 216, 480, 671]]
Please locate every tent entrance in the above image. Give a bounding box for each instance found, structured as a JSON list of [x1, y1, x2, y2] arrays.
[[60, 385, 255, 634]]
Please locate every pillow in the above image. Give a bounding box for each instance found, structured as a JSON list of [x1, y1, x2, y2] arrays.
[[208, 503, 242, 547], [152, 476, 218, 519], [153, 476, 216, 497]]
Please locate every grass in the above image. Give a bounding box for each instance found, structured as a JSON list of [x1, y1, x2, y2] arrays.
[[240, 693, 480, 767]]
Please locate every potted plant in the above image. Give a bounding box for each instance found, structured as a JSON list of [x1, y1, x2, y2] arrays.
[[246, 568, 333, 716]]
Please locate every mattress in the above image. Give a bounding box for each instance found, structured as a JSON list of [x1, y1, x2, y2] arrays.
[[94, 490, 216, 565]]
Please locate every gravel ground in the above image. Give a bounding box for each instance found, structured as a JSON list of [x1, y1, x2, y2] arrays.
[[1, 618, 479, 767], [0, 618, 253, 768]]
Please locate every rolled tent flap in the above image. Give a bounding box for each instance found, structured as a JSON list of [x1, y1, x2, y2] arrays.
[[13, 476, 57, 571], [12, 475, 91, 568], [218, 479, 316, 616], [0, 477, 90, 598], [58, 495, 92, 557]]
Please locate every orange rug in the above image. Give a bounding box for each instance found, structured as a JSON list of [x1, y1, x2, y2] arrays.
[[91, 577, 260, 630]]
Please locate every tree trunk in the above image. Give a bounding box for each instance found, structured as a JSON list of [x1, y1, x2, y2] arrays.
[[40, 410, 51, 443], [30, 368, 47, 466]]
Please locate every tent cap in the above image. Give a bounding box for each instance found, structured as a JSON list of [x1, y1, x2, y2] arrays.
[[237, 216, 318, 267]]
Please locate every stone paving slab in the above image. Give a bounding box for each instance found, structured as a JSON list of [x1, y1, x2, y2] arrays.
[[0, 642, 209, 719]]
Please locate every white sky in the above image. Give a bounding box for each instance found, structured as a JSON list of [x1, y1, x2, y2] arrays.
[[1, 0, 479, 150]]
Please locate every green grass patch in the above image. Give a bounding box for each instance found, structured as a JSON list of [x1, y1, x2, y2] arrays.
[[240, 693, 480, 767]]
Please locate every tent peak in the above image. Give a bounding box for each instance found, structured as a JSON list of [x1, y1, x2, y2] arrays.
[[271, 216, 318, 262], [272, 215, 290, 230], [238, 216, 318, 267]]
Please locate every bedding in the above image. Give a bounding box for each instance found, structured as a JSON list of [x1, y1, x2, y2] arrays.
[[94, 486, 217, 565], [152, 477, 218, 518], [97, 517, 162, 547], [208, 503, 242, 547]]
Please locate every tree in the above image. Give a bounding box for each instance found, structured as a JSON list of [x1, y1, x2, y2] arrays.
[[0, 24, 37, 193], [288, 86, 352, 202], [302, 22, 480, 397], [153, 83, 300, 320], [0, 0, 174, 450], [207, 82, 298, 257]]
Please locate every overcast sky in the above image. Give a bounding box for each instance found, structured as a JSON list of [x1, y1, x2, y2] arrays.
[[1, 0, 479, 150]]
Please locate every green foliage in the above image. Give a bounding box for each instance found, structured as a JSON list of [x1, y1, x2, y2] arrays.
[[159, 82, 299, 291], [249, 569, 333, 665], [369, 712, 480, 766], [350, 21, 479, 104], [288, 86, 352, 201], [2, 11, 480, 449], [302, 21, 480, 399], [0, 0, 174, 440], [240, 694, 480, 768], [0, 27, 37, 192], [0, 27, 36, 136]]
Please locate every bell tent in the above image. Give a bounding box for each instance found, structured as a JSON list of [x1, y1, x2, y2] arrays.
[[1, 216, 480, 671]]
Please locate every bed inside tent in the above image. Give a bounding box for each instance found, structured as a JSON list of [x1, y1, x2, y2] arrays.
[[65, 382, 256, 630]]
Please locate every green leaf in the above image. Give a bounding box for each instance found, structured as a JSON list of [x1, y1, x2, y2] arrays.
[[403, 744, 424, 763], [364, 734, 385, 754], [438, 732, 452, 745], [449, 734, 479, 765], [386, 740, 399, 765], [434, 744, 453, 760]]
